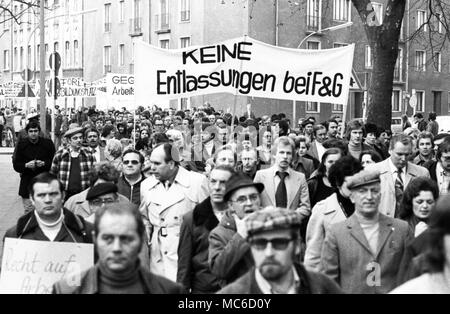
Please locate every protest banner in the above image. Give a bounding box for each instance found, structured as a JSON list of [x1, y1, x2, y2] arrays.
[[106, 73, 134, 99], [135, 36, 354, 105], [0, 238, 94, 294]]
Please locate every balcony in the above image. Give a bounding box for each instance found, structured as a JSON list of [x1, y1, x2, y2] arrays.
[[306, 15, 321, 32], [104, 23, 112, 33], [129, 18, 143, 37], [155, 14, 170, 34], [181, 10, 190, 22], [104, 65, 112, 74]]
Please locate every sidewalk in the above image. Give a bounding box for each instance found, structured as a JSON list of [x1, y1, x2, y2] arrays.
[[0, 147, 14, 155]]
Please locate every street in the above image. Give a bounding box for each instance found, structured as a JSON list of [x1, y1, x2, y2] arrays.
[[0, 151, 22, 263]]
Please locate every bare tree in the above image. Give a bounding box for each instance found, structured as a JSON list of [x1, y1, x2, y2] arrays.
[[0, 0, 41, 26]]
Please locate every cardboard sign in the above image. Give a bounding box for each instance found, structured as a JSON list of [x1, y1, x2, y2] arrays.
[[135, 36, 354, 105], [0, 238, 94, 294]]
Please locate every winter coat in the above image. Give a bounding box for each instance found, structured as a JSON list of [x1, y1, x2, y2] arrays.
[[12, 137, 56, 197], [208, 211, 254, 287], [4, 208, 93, 244], [218, 264, 343, 294], [52, 264, 186, 294], [177, 197, 221, 293]]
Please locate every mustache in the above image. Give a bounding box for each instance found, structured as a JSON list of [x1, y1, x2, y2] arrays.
[[261, 258, 281, 267]]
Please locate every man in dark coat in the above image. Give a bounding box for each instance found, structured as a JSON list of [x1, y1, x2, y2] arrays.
[[52, 200, 185, 294], [12, 121, 56, 214], [177, 165, 234, 293], [4, 172, 92, 243], [218, 208, 342, 294], [208, 173, 264, 287]]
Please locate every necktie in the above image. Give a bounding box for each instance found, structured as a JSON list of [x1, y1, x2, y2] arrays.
[[394, 168, 404, 218], [275, 171, 288, 208]]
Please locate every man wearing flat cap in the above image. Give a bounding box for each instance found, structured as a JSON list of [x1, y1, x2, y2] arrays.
[[85, 182, 121, 223], [321, 170, 413, 294], [218, 207, 342, 294], [208, 172, 264, 287], [50, 123, 95, 201]]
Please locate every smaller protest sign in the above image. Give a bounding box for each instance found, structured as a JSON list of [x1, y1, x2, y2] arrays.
[[0, 238, 94, 294]]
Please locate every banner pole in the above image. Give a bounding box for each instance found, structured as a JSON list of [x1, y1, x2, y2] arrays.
[[341, 94, 349, 138]]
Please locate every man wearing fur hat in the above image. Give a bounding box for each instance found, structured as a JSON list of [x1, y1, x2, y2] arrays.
[[50, 123, 95, 201]]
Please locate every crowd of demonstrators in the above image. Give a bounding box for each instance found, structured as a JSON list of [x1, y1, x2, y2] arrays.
[[6, 101, 450, 294]]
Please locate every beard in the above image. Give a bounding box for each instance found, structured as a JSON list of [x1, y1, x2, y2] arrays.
[[259, 259, 284, 281]]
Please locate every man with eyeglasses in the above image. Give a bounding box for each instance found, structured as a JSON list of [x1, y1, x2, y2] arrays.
[[85, 182, 121, 223], [50, 124, 95, 201], [13, 121, 56, 214], [208, 172, 264, 287], [218, 207, 341, 294], [117, 149, 146, 205], [153, 119, 165, 134]]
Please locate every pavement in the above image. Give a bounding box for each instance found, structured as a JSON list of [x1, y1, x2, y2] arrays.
[[0, 150, 22, 264]]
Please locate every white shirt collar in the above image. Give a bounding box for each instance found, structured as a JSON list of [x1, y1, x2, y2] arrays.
[[255, 266, 300, 294]]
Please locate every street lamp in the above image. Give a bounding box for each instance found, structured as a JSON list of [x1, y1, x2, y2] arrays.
[[297, 21, 353, 48], [25, 9, 97, 114], [293, 21, 353, 126]]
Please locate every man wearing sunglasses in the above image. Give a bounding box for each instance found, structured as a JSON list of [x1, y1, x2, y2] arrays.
[[117, 149, 146, 205], [218, 207, 341, 294], [208, 172, 264, 287]]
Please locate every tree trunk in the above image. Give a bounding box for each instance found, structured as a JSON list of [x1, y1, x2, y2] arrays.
[[366, 42, 398, 130]]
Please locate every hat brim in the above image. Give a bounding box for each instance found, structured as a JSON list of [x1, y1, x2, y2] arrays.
[[224, 182, 265, 201], [64, 127, 84, 138], [349, 179, 381, 190]]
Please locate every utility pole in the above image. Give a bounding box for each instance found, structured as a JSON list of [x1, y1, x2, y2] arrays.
[[39, 0, 46, 133]]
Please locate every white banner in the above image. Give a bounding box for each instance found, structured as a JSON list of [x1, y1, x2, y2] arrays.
[[135, 37, 354, 105], [0, 238, 94, 294], [106, 73, 135, 100]]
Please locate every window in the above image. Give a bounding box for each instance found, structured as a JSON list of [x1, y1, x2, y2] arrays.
[[65, 41, 70, 67], [160, 40, 169, 49], [448, 92, 450, 112], [104, 46, 111, 73], [73, 40, 79, 67], [416, 91, 425, 112], [434, 13, 443, 33], [333, 43, 348, 48], [394, 48, 403, 81], [119, 0, 125, 23], [307, 41, 320, 50], [180, 37, 190, 48], [434, 52, 441, 72], [20, 47, 23, 71], [306, 102, 319, 113], [36, 45, 40, 68], [332, 104, 343, 112], [365, 45, 372, 68], [119, 44, 125, 66], [392, 90, 401, 112], [134, 0, 141, 19], [160, 0, 169, 29], [104, 3, 112, 32], [415, 51, 426, 72], [4, 50, 10, 70], [333, 0, 350, 21], [307, 0, 321, 31], [371, 2, 383, 25], [27, 45, 31, 69], [181, 0, 190, 22], [54, 42, 59, 52], [417, 10, 427, 32], [13, 47, 18, 71]]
